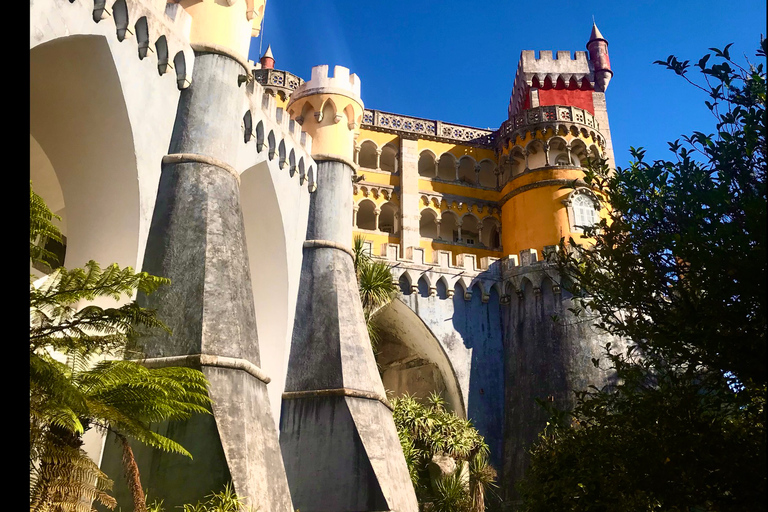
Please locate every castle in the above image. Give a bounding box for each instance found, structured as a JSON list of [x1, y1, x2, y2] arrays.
[[30, 1, 617, 510]]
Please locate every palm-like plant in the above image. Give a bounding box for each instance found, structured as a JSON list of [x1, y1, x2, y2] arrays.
[[30, 184, 212, 512], [391, 393, 498, 511], [352, 235, 397, 349]]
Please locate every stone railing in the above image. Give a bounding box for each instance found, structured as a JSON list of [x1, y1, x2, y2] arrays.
[[362, 110, 496, 148], [252, 68, 304, 92], [500, 105, 599, 138]]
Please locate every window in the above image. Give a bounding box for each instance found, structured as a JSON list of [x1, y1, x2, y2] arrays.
[[565, 189, 599, 233]]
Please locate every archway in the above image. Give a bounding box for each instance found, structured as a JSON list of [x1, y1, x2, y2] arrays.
[[374, 299, 465, 416], [30, 35, 141, 272], [240, 160, 292, 423]]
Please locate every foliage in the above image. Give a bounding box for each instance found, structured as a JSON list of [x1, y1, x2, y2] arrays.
[[30, 184, 213, 511], [516, 40, 767, 511], [517, 350, 766, 511], [352, 234, 397, 348], [392, 393, 497, 511], [146, 483, 257, 512]]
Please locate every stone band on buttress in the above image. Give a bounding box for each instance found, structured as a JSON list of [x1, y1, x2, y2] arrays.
[[303, 240, 355, 260], [162, 153, 241, 184], [191, 43, 252, 74], [139, 353, 271, 384], [282, 388, 393, 411]]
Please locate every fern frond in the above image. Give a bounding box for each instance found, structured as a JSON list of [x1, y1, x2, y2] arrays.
[[31, 261, 170, 309], [30, 433, 116, 512], [30, 182, 63, 268]]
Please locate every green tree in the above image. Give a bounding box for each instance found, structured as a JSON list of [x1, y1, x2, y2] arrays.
[[392, 393, 497, 512], [30, 184, 213, 512], [516, 39, 766, 511]]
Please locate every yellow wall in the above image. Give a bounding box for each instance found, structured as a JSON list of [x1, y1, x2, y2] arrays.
[[357, 129, 399, 149], [360, 171, 399, 187], [179, 0, 261, 57], [421, 240, 502, 267], [501, 167, 593, 257], [353, 229, 400, 254], [419, 179, 499, 202]]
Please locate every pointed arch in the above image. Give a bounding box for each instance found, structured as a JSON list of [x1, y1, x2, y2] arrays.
[[318, 97, 338, 124]]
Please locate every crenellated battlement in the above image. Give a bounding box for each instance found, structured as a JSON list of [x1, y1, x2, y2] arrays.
[[291, 65, 362, 102], [509, 49, 596, 118], [363, 241, 565, 303], [520, 50, 590, 65], [286, 64, 364, 162]]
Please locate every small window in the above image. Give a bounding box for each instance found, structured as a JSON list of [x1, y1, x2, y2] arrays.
[[567, 190, 599, 233], [465, 238, 475, 245]]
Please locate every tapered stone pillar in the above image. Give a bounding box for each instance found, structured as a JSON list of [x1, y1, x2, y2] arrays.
[[100, 46, 292, 511], [280, 65, 418, 512]]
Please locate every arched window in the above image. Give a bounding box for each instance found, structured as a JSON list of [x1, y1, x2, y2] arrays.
[[419, 209, 438, 239], [358, 141, 378, 169], [565, 189, 599, 233], [357, 199, 377, 230], [379, 202, 398, 234], [380, 145, 397, 173], [419, 151, 436, 178]]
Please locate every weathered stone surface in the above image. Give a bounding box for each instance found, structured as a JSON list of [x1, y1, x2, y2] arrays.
[[280, 158, 418, 511], [100, 51, 293, 511], [428, 454, 457, 480], [501, 266, 622, 501]]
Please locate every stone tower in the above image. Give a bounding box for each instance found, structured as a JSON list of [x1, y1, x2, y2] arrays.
[[278, 65, 419, 511], [497, 24, 620, 500], [98, 1, 294, 509]]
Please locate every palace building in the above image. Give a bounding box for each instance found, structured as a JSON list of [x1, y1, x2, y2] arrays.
[[31, 1, 618, 509]]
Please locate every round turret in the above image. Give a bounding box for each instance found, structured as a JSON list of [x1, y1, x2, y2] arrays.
[[587, 22, 613, 91], [286, 65, 364, 164], [177, 0, 266, 58], [496, 104, 607, 258]]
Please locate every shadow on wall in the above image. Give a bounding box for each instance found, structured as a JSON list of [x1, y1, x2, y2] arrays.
[[451, 282, 504, 472]]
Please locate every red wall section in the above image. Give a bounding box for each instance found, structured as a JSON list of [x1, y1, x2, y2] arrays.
[[538, 88, 594, 114]]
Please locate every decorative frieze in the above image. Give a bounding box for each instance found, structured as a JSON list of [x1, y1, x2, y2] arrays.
[[253, 68, 304, 92], [362, 109, 496, 148]]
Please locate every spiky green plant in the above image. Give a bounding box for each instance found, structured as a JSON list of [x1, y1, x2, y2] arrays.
[[432, 471, 473, 512], [391, 393, 497, 510], [30, 184, 212, 512], [352, 234, 397, 349], [147, 483, 257, 512]]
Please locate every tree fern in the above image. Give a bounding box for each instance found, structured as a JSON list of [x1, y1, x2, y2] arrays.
[[30, 184, 213, 511]]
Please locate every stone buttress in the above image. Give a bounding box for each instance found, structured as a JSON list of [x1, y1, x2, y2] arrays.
[[279, 65, 419, 511], [99, 3, 293, 510]]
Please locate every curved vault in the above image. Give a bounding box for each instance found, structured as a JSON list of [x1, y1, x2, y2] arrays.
[[374, 298, 465, 416]]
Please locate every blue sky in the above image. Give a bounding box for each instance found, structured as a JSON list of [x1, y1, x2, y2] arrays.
[[248, 1, 766, 169]]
